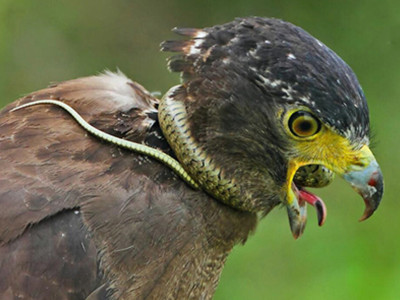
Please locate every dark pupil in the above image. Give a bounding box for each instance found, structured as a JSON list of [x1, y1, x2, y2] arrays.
[[297, 120, 312, 132]]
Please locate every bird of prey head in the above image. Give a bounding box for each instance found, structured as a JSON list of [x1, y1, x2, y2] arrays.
[[160, 17, 383, 238]]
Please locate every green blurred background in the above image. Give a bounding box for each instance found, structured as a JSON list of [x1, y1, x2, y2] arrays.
[[0, 0, 399, 299]]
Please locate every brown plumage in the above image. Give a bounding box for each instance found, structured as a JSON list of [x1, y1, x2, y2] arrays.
[[0, 16, 384, 299], [0, 72, 257, 299]]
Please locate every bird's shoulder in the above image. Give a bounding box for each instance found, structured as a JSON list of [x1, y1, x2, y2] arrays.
[[0, 71, 168, 244]]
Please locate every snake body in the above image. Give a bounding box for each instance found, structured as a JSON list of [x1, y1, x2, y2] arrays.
[[293, 164, 334, 188], [11, 99, 199, 189], [11, 94, 334, 203], [158, 87, 241, 207]]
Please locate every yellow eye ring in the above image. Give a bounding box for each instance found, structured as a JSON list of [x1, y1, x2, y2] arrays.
[[288, 111, 321, 138]]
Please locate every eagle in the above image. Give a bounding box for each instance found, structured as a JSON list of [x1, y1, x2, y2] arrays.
[[0, 17, 383, 299]]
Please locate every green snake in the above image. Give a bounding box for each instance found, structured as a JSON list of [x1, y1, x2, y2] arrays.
[[11, 98, 200, 189], [158, 87, 240, 205], [11, 94, 334, 198]]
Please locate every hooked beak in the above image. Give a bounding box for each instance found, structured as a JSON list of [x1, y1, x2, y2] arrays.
[[342, 146, 384, 221], [286, 145, 383, 239]]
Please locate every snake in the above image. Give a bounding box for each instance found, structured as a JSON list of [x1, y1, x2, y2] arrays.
[[158, 87, 241, 207], [11, 93, 334, 200], [293, 164, 334, 188], [11, 99, 200, 190]]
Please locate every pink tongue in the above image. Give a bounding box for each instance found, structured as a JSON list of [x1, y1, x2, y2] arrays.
[[298, 189, 327, 226]]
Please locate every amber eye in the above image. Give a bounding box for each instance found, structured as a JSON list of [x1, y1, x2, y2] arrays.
[[288, 111, 321, 137]]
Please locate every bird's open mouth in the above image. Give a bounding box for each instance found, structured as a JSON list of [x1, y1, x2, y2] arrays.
[[286, 164, 333, 238], [292, 183, 326, 226], [286, 148, 383, 239], [291, 164, 332, 228]]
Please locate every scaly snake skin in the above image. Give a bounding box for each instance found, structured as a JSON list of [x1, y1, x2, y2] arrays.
[[11, 97, 334, 203], [294, 165, 334, 188], [158, 88, 241, 207], [11, 99, 200, 190]]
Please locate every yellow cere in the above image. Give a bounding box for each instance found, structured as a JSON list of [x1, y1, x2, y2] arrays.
[[293, 130, 372, 174]]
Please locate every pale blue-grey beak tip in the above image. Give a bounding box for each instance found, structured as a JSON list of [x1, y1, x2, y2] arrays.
[[343, 160, 383, 221]]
